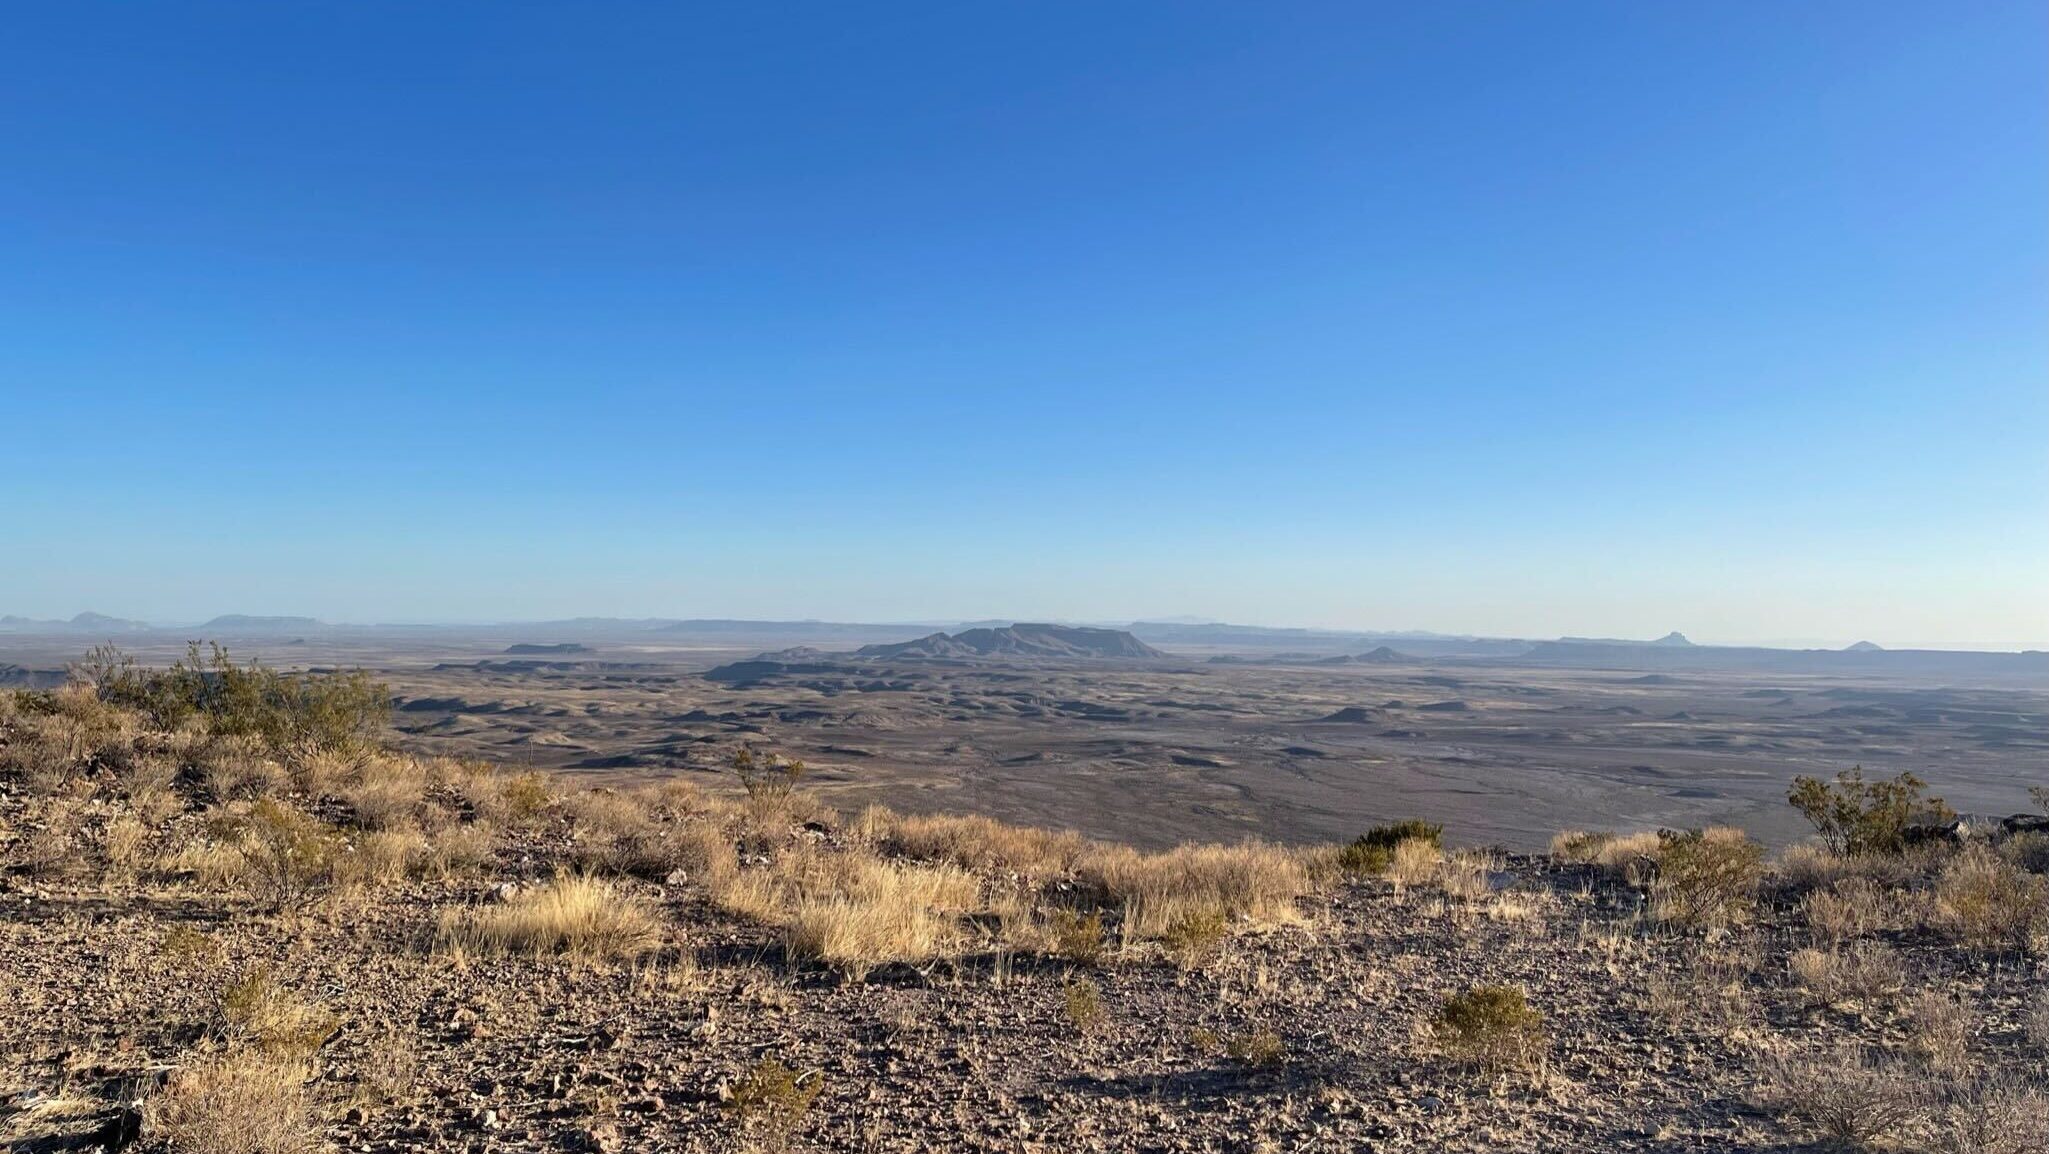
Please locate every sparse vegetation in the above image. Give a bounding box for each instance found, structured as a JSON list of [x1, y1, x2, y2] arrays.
[[723, 1058, 822, 1147], [1062, 973, 1108, 1034], [4, 665, 2048, 1153], [438, 874, 663, 960], [1339, 818, 1444, 876], [1928, 844, 2048, 954], [144, 1051, 316, 1154], [1434, 984, 1545, 1072], [1788, 767, 1954, 856], [1649, 826, 1764, 928]]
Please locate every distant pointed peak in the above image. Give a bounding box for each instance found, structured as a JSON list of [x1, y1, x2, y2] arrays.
[[1650, 631, 1694, 647]]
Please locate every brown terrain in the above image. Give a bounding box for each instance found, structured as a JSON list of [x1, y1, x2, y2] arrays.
[[1, 628, 2046, 1152]]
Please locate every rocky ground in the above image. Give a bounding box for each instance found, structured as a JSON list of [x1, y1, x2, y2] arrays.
[[2, 681, 2046, 1153]]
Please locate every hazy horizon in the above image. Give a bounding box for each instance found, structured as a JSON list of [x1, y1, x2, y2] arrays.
[[5, 5, 2044, 650], [1, 605, 2041, 653]]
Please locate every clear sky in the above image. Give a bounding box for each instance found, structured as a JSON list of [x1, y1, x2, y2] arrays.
[[3, 3, 2044, 647]]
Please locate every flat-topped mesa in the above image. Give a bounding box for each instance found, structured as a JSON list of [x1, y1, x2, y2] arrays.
[[856, 623, 1166, 660]]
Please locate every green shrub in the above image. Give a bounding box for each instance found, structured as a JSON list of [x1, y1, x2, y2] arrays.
[[1160, 905, 1229, 968], [1050, 908, 1107, 966], [87, 643, 389, 754], [1435, 985, 1545, 1071], [1339, 818, 1444, 876], [1788, 767, 1953, 856], [1062, 974, 1107, 1034], [724, 1058, 822, 1146], [238, 798, 341, 910], [1651, 827, 1765, 929], [732, 747, 806, 806]]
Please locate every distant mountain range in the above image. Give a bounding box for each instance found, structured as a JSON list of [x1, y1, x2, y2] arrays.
[[857, 624, 1164, 661], [0, 611, 150, 633]]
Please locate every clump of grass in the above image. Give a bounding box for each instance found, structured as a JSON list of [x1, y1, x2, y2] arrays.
[[1551, 828, 1664, 873], [1650, 827, 1763, 929], [146, 1051, 316, 1154], [218, 966, 338, 1061], [1062, 974, 1107, 1034], [438, 875, 663, 960], [724, 1058, 822, 1148], [1905, 991, 1972, 1076], [1925, 1077, 2049, 1154], [1160, 905, 1229, 968], [1050, 908, 1107, 966], [1339, 819, 1443, 876], [1386, 838, 1443, 890], [870, 808, 1087, 877], [1928, 844, 2048, 954], [1785, 942, 1905, 1013], [1801, 877, 1894, 944], [1756, 1047, 1926, 1151], [1080, 841, 1308, 939], [781, 859, 978, 978], [1434, 985, 1545, 1071]]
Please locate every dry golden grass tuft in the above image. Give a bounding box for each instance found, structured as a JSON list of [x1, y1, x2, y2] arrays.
[[1385, 838, 1442, 890], [1785, 942, 1905, 1013], [782, 857, 980, 977], [1551, 828, 1663, 872], [1080, 840, 1308, 940], [146, 1051, 316, 1154], [1925, 1077, 2049, 1154], [218, 965, 339, 1061], [869, 807, 1088, 877], [439, 874, 663, 960], [1755, 1046, 1926, 1151], [1800, 876, 1896, 943], [1905, 991, 1972, 1076], [1928, 844, 2048, 954]]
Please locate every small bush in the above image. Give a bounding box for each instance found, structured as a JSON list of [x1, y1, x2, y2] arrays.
[[1339, 819, 1443, 876], [1788, 767, 1953, 856], [1050, 908, 1107, 966], [1650, 827, 1763, 929], [95, 642, 389, 754], [238, 798, 341, 910], [732, 747, 807, 806], [1756, 1047, 1926, 1151], [1062, 974, 1107, 1034], [1929, 845, 2048, 954], [1160, 905, 1229, 968], [1434, 985, 1545, 1071], [724, 1058, 822, 1146], [219, 966, 338, 1061], [1224, 1028, 1287, 1068], [146, 1051, 315, 1154]]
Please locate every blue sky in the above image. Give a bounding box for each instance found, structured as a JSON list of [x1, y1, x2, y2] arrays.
[[3, 3, 2043, 646]]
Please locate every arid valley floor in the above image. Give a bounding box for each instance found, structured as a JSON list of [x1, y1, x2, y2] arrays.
[[2, 623, 2046, 1153], [9, 623, 2041, 849]]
